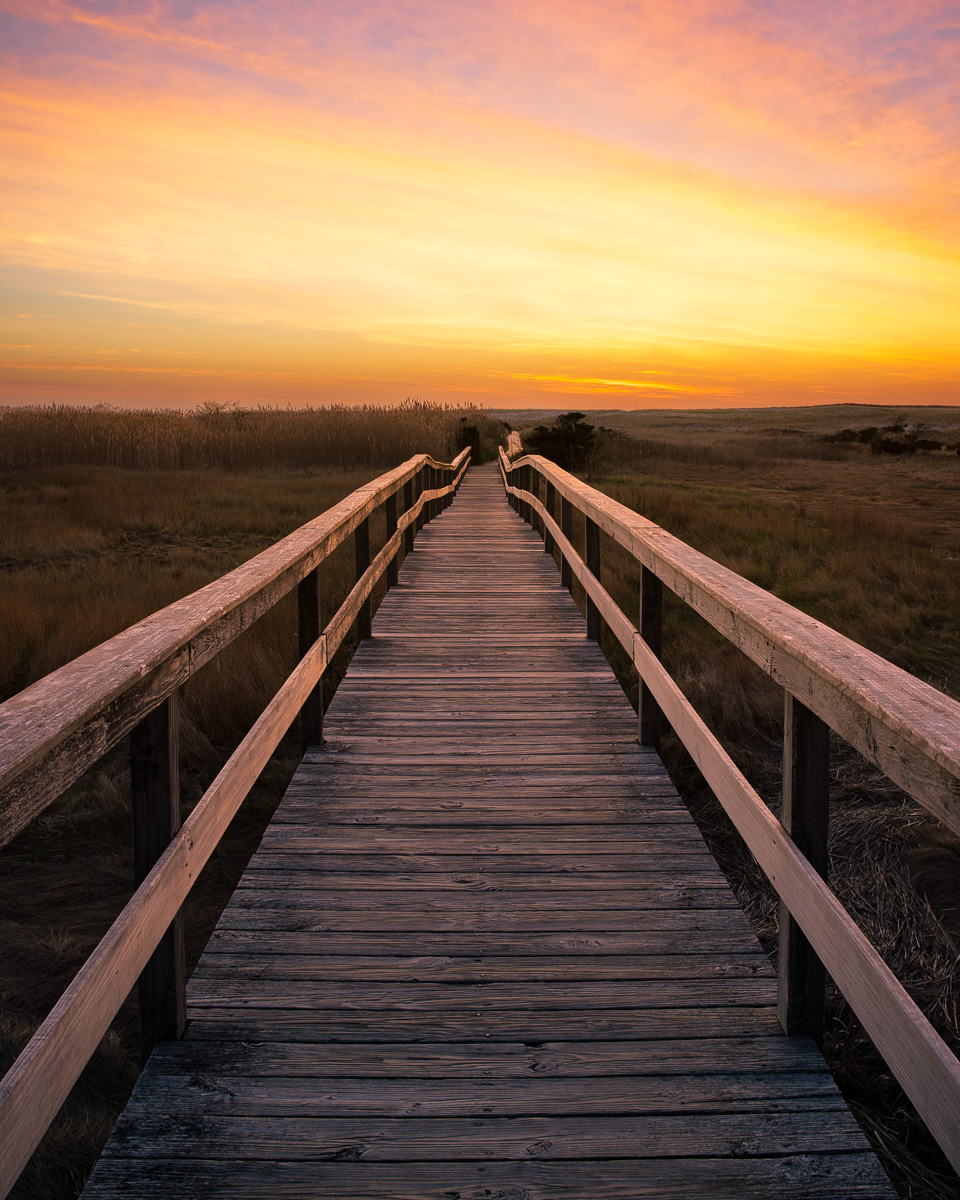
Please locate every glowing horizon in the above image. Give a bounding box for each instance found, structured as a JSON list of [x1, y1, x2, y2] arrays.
[[2, 1, 959, 409]]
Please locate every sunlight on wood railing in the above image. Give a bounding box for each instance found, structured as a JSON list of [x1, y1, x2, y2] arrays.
[[0, 448, 470, 1200], [501, 446, 960, 1177]]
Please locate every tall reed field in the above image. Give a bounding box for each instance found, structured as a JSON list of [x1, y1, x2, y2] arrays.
[[510, 405, 960, 1199], [0, 401, 501, 1200], [0, 398, 497, 473]]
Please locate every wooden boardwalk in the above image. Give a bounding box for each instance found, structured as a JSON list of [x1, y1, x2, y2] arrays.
[[83, 464, 893, 1198]]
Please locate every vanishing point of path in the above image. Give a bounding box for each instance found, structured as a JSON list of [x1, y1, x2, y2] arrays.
[[83, 463, 893, 1198]]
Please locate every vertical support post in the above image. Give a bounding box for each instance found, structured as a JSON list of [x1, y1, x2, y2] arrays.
[[416, 467, 425, 532], [403, 479, 414, 555], [560, 496, 573, 590], [298, 567, 323, 750], [530, 468, 542, 537], [385, 491, 399, 588], [509, 466, 517, 511], [522, 466, 532, 525], [585, 516, 601, 642], [544, 481, 556, 556], [355, 516, 371, 639], [778, 693, 830, 1041], [130, 693, 185, 1064], [638, 566, 663, 748]]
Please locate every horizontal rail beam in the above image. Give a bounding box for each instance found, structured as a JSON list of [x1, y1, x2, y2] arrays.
[[0, 449, 469, 847], [501, 449, 960, 837]]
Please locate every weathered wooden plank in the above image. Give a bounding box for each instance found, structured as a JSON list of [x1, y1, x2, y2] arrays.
[[144, 1035, 831, 1077], [211, 907, 746, 933], [232, 852, 760, 875], [190, 954, 772, 982], [179, 1007, 785, 1043], [203, 928, 766, 956], [81, 1155, 896, 1198], [232, 869, 728, 888], [270, 806, 692, 825], [185, 979, 776, 1010], [119, 1075, 851, 1118], [226, 888, 739, 912], [97, 1111, 866, 1160]]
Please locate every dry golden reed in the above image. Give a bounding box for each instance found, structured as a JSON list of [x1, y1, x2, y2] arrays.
[[0, 399, 499, 472]]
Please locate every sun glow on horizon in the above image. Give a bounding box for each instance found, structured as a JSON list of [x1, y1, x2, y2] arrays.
[[1, 1, 958, 408]]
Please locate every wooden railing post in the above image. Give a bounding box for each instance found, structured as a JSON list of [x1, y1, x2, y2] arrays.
[[130, 692, 185, 1064], [544, 481, 556, 556], [298, 568, 323, 750], [416, 467, 425, 532], [585, 516, 601, 642], [403, 479, 414, 554], [355, 516, 371, 639], [385, 491, 399, 588], [779, 693, 830, 1041], [638, 566, 663, 748], [560, 495, 573, 590]]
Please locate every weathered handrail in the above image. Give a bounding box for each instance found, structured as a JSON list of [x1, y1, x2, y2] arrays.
[[0, 446, 470, 1199], [0, 449, 469, 847], [501, 446, 960, 1176]]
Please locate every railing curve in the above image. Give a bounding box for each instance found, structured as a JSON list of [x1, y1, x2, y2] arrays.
[[0, 446, 470, 1199], [500, 445, 960, 1176]]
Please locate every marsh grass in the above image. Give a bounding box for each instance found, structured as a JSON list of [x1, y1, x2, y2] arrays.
[[534, 408, 960, 1198], [0, 401, 501, 1199], [0, 399, 499, 472]]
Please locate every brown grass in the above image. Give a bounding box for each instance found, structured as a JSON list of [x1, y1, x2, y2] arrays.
[[0, 399, 500, 472]]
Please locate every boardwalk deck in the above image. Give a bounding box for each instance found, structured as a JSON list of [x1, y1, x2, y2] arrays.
[[83, 464, 894, 1198]]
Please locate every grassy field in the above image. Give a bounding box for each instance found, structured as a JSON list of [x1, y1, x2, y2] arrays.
[[507, 404, 960, 1199], [4, 399, 959, 1198], [0, 401, 500, 1200]]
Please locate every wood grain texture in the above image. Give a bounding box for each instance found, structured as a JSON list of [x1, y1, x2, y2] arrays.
[[82, 462, 892, 1200], [82, 1156, 893, 1198]]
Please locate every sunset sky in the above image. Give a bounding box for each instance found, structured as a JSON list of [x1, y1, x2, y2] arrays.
[[2, 1, 959, 409]]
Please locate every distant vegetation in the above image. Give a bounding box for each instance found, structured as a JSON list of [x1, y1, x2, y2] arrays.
[[824, 416, 959, 455], [520, 410, 598, 470], [0, 399, 501, 472]]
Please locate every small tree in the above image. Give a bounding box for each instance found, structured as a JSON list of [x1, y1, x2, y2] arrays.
[[523, 411, 597, 471]]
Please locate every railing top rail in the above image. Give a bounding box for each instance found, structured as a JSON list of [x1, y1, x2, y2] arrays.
[[0, 447, 469, 846], [501, 448, 960, 836]]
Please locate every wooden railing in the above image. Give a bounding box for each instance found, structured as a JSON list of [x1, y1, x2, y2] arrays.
[[500, 446, 960, 1176], [0, 447, 470, 1199]]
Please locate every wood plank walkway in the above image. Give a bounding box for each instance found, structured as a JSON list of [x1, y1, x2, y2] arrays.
[[83, 463, 894, 1198]]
